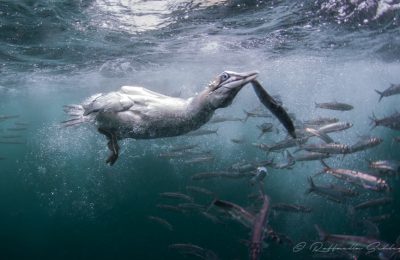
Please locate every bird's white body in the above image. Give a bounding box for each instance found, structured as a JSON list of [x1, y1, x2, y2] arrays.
[[64, 71, 259, 165], [81, 86, 211, 139]]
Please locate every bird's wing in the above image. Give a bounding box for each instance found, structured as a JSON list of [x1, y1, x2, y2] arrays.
[[120, 86, 171, 99], [82, 92, 135, 116]]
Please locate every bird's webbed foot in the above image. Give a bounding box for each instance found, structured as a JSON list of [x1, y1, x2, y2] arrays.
[[98, 128, 120, 166]]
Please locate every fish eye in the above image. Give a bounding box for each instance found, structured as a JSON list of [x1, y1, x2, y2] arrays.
[[220, 72, 229, 81]]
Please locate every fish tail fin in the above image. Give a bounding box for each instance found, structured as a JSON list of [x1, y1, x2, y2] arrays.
[[215, 129, 219, 136], [206, 196, 219, 212], [369, 112, 378, 130], [257, 132, 265, 139], [374, 90, 384, 102], [314, 102, 319, 108], [305, 176, 315, 194], [320, 159, 330, 169], [314, 224, 328, 241]]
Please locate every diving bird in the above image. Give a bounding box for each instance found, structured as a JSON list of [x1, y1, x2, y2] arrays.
[[63, 71, 295, 165]]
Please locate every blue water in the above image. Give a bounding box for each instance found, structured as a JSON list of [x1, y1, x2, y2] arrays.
[[1, 1, 400, 259]]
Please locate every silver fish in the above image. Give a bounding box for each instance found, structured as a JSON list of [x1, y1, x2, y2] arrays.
[[368, 159, 400, 174], [253, 137, 308, 152], [300, 143, 351, 154], [318, 121, 353, 133], [370, 112, 400, 131], [209, 115, 244, 123], [230, 138, 245, 144], [183, 155, 214, 164], [243, 109, 272, 122], [147, 216, 174, 231], [249, 195, 270, 260], [177, 203, 206, 212], [303, 117, 339, 126], [294, 152, 330, 161], [375, 83, 400, 102], [156, 204, 186, 213], [0, 115, 19, 121], [350, 136, 383, 153], [315, 101, 354, 111], [159, 192, 194, 202], [185, 186, 214, 196], [353, 197, 393, 210], [321, 161, 390, 192], [168, 144, 199, 152], [251, 80, 296, 138], [304, 127, 334, 143], [213, 199, 255, 228], [271, 203, 312, 213], [191, 171, 229, 181], [306, 177, 347, 203]]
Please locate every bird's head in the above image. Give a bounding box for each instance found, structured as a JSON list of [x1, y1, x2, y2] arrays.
[[206, 70, 259, 109]]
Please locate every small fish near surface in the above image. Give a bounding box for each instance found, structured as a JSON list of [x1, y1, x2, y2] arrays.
[[185, 185, 214, 196], [168, 143, 199, 153], [304, 127, 334, 143], [183, 155, 214, 164], [299, 143, 352, 155], [249, 195, 271, 260], [315, 101, 354, 111], [368, 159, 400, 174], [147, 216, 174, 231], [353, 197, 393, 210], [0, 115, 19, 121], [294, 152, 330, 162], [306, 177, 349, 203], [317, 121, 353, 134], [242, 109, 272, 122], [350, 136, 383, 153], [303, 117, 339, 127], [209, 115, 244, 124], [159, 192, 194, 202], [320, 161, 390, 192], [370, 112, 400, 131], [375, 83, 400, 102], [253, 137, 308, 153], [271, 203, 312, 213], [213, 199, 255, 228], [251, 80, 296, 138]]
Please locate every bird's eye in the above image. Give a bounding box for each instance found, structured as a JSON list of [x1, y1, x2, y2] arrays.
[[220, 72, 229, 81]]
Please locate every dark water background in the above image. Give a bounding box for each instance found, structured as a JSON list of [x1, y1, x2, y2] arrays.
[[0, 0, 400, 259]]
